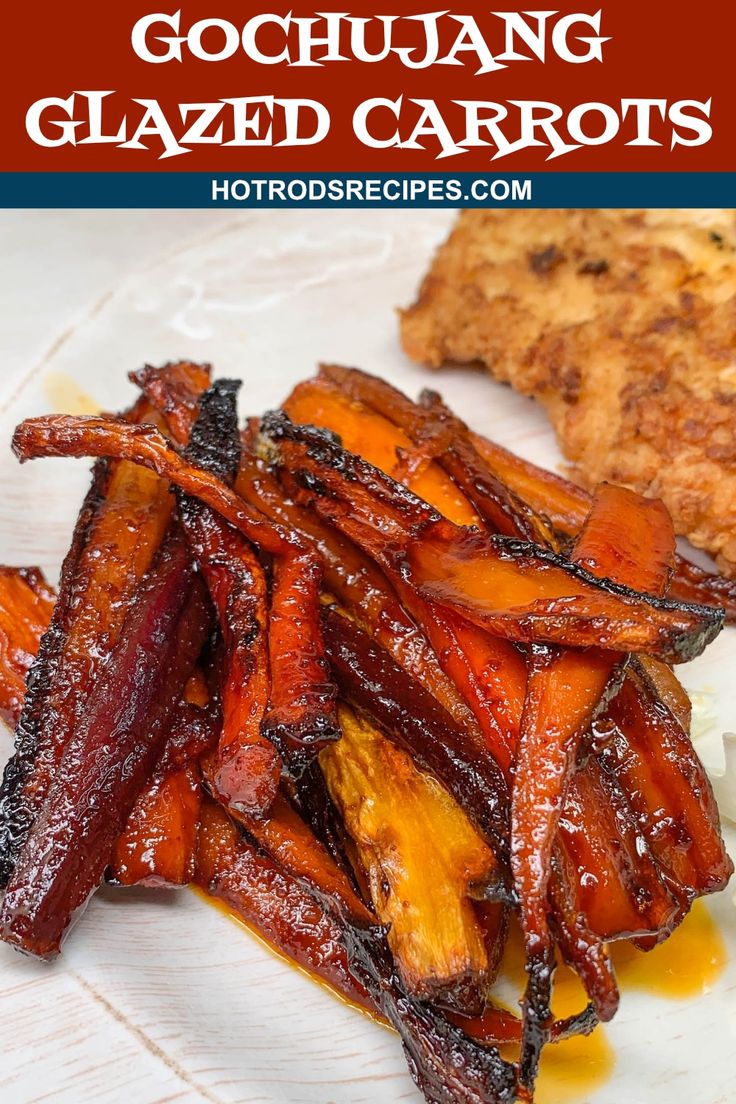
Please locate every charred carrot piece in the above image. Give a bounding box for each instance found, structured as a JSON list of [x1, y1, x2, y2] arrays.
[[130, 361, 212, 446], [12, 415, 302, 557], [138, 364, 342, 765], [178, 381, 283, 814], [0, 530, 211, 959], [261, 412, 722, 663], [237, 453, 477, 736], [323, 607, 509, 865], [194, 797, 375, 1012], [450, 1000, 598, 1048], [320, 365, 556, 545], [465, 408, 736, 621], [284, 374, 479, 528], [0, 384, 196, 887], [599, 664, 733, 898], [263, 549, 339, 764], [196, 797, 518, 1101], [406, 530, 719, 663], [0, 567, 54, 728], [189, 513, 278, 813], [109, 698, 218, 888], [666, 556, 736, 622], [513, 484, 677, 1094], [13, 413, 339, 761], [346, 924, 517, 1104]]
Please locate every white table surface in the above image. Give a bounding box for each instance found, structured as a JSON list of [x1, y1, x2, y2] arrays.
[[1, 212, 225, 394]]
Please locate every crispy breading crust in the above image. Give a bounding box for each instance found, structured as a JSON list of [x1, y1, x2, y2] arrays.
[[400, 209, 736, 576]]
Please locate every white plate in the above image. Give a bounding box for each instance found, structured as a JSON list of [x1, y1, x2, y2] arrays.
[[0, 210, 733, 1104]]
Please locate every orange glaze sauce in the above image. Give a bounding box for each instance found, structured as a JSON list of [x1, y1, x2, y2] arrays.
[[191, 887, 387, 1025], [197, 886, 726, 1101], [43, 372, 99, 415], [493, 920, 614, 1104], [494, 902, 727, 1103]]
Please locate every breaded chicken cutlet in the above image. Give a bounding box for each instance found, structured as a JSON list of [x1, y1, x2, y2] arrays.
[[400, 209, 736, 576]]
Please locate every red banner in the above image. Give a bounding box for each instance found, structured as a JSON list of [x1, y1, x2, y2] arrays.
[[4, 2, 732, 172]]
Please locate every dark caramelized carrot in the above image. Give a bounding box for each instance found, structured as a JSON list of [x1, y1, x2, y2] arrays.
[[109, 699, 218, 888], [224, 791, 374, 927], [138, 366, 342, 765], [261, 413, 722, 664], [263, 550, 339, 764], [405, 530, 719, 663], [284, 375, 479, 528], [12, 415, 303, 557], [600, 665, 733, 898], [310, 366, 736, 619], [512, 484, 677, 1094], [110, 766, 202, 888], [138, 371, 329, 792], [0, 568, 54, 727], [13, 412, 339, 764], [191, 513, 279, 813], [0, 391, 186, 887], [466, 411, 736, 620], [0, 531, 211, 958], [194, 798, 375, 1012], [130, 361, 212, 446], [345, 925, 517, 1104], [236, 454, 476, 735], [178, 381, 283, 814], [323, 607, 509, 864], [320, 365, 556, 546]]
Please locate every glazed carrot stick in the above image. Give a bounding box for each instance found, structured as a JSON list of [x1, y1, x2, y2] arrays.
[[600, 666, 733, 899], [513, 484, 677, 1093], [194, 798, 375, 1011], [178, 381, 283, 814], [261, 411, 722, 663], [0, 530, 211, 958], [236, 452, 476, 735], [0, 381, 199, 887], [465, 402, 736, 619], [12, 411, 340, 766]]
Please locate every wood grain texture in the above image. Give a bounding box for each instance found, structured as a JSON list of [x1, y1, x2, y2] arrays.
[[0, 210, 733, 1104]]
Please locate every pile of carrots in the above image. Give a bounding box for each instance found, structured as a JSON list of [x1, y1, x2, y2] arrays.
[[0, 362, 731, 1104]]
